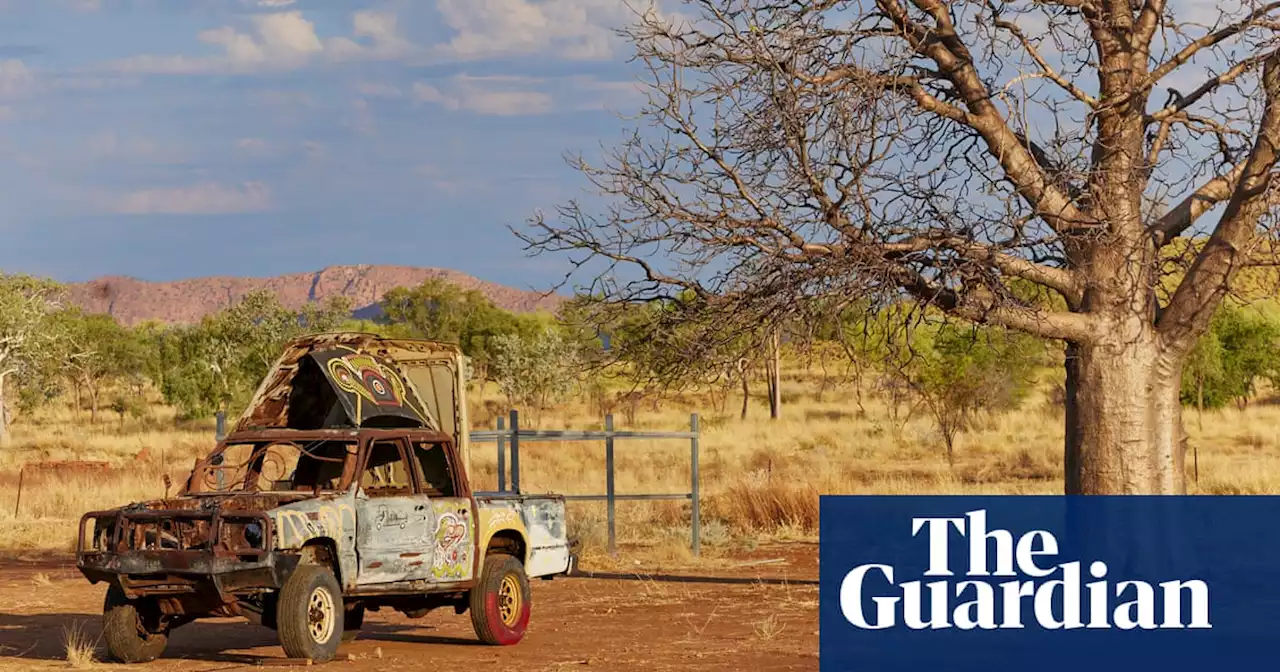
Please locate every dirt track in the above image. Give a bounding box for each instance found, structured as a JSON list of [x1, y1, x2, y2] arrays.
[[0, 546, 817, 671]]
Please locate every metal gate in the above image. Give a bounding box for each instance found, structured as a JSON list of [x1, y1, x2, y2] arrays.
[[470, 410, 702, 556]]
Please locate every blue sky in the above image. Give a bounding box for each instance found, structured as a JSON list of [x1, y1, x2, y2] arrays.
[[0, 0, 652, 292], [0, 0, 1257, 295]]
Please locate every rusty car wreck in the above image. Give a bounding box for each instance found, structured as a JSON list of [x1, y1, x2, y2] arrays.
[[76, 333, 575, 663]]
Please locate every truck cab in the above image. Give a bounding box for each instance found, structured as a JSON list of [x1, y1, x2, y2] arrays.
[[76, 334, 573, 663]]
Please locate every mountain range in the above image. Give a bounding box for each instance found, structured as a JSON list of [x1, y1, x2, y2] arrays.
[[66, 265, 564, 325]]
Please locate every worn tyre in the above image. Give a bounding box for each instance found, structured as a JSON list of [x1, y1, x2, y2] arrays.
[[102, 585, 169, 663], [469, 553, 531, 646], [276, 564, 344, 662], [342, 603, 364, 642]]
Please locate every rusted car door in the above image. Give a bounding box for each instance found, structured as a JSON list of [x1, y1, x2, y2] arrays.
[[354, 438, 435, 585], [409, 439, 476, 583]]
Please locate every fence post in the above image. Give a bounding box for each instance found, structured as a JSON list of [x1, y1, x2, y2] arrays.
[[690, 413, 701, 557], [509, 409, 521, 494], [496, 416, 507, 493], [605, 414, 616, 556], [214, 411, 227, 490], [14, 468, 23, 518]]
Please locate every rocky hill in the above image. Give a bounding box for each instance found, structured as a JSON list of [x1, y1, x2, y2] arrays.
[[68, 265, 563, 325]]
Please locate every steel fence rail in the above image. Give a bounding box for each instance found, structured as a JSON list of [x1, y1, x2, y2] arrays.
[[470, 430, 699, 440], [469, 409, 702, 556]]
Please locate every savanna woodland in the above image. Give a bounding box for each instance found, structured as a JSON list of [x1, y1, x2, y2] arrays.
[[5, 1, 1280, 557], [521, 0, 1280, 495]]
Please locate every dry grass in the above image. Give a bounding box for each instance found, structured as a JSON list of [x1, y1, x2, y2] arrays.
[[753, 613, 787, 641], [2, 374, 1279, 557], [62, 621, 97, 668], [31, 572, 52, 587]]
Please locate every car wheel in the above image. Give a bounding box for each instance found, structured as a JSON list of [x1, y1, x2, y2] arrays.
[[469, 553, 530, 646], [276, 564, 344, 662], [102, 585, 169, 663]]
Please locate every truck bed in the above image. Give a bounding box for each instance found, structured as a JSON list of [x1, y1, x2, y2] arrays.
[[475, 493, 572, 578]]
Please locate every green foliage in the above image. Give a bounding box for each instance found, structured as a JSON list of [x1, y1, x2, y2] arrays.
[[52, 309, 149, 420], [149, 291, 354, 419], [490, 328, 580, 411], [381, 279, 538, 380], [1180, 305, 1280, 410], [0, 274, 64, 436], [586, 293, 760, 391], [889, 322, 1047, 465]]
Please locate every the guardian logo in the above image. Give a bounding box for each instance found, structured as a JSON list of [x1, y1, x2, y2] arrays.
[[840, 510, 1211, 631]]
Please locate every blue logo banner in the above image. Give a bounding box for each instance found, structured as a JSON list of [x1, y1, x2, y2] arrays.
[[819, 496, 1280, 671]]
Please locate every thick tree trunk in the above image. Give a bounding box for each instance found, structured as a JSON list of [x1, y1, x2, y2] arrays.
[[1063, 336, 1187, 494]]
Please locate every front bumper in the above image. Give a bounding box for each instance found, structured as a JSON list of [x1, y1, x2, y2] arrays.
[[77, 549, 299, 599], [76, 508, 296, 600]]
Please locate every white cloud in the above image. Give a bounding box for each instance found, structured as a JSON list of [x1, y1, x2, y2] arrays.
[[432, 0, 649, 61], [113, 181, 273, 215], [563, 75, 645, 110], [105, 10, 415, 75], [325, 10, 414, 60], [0, 59, 32, 97], [413, 73, 641, 116], [413, 77, 554, 116]]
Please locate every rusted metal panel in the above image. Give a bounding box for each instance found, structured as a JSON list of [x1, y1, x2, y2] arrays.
[[235, 333, 471, 475], [236, 333, 463, 432], [308, 347, 435, 428]]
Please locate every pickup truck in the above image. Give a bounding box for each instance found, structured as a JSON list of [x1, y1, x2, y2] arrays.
[[76, 334, 575, 663]]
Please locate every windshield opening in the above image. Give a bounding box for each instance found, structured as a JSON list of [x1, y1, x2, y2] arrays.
[[189, 439, 357, 494]]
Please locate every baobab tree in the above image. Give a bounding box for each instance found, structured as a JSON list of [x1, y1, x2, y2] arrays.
[[520, 0, 1280, 494]]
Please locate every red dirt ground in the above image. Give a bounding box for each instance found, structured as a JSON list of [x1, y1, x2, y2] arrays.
[[0, 545, 818, 671]]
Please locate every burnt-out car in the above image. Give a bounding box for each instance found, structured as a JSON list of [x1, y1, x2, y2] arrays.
[[76, 334, 574, 663]]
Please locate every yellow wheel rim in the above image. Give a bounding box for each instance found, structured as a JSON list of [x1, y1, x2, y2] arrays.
[[498, 574, 522, 627]]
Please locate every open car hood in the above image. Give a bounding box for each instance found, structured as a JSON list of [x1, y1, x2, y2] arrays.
[[307, 347, 432, 427], [235, 333, 466, 434]]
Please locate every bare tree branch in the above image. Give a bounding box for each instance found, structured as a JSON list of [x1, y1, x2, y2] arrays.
[[1159, 53, 1280, 349], [1148, 53, 1272, 123], [1151, 163, 1249, 245], [994, 19, 1099, 107], [1142, 2, 1280, 89]]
